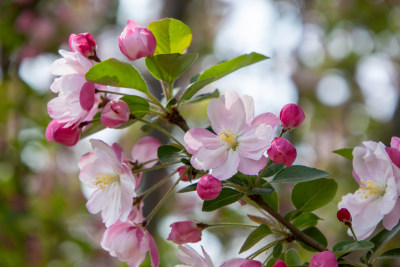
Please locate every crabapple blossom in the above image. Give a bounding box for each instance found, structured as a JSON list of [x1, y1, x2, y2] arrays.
[[280, 103, 305, 129], [69, 32, 96, 58], [101, 99, 130, 128], [78, 139, 136, 227], [119, 20, 156, 61], [184, 91, 278, 180], [196, 174, 222, 200], [338, 141, 400, 239], [101, 205, 159, 267], [267, 137, 297, 167], [309, 251, 338, 267], [176, 245, 214, 267], [167, 221, 202, 244], [45, 119, 81, 146]]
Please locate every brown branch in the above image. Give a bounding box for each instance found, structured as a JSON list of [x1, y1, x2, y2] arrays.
[[248, 194, 328, 252]]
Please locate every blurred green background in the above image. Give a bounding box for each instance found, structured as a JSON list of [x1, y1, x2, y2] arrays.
[[1, 0, 400, 266]]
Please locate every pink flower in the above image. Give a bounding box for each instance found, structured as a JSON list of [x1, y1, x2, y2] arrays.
[[176, 245, 214, 267], [309, 251, 338, 267], [267, 137, 297, 167], [69, 32, 96, 58], [130, 136, 162, 190], [101, 205, 159, 267], [196, 174, 222, 200], [46, 119, 81, 146], [338, 141, 400, 239], [78, 139, 136, 227], [167, 221, 202, 244], [385, 136, 400, 168], [119, 20, 156, 61], [177, 166, 189, 182], [101, 100, 131, 128], [220, 258, 263, 267], [337, 208, 352, 226], [280, 103, 305, 129], [184, 91, 278, 180], [272, 259, 287, 267]]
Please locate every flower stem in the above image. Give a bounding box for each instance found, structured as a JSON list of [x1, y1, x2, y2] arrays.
[[203, 223, 258, 229], [349, 225, 370, 266], [131, 161, 181, 174], [139, 170, 178, 198], [95, 88, 128, 96], [255, 159, 271, 186]]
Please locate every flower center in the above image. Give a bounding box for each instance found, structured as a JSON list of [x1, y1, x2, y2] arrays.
[[218, 129, 238, 150], [95, 172, 119, 191], [356, 179, 385, 199]]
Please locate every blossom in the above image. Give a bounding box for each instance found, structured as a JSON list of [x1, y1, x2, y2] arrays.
[[119, 20, 156, 61], [309, 251, 338, 267], [184, 91, 278, 180], [167, 221, 202, 244], [78, 139, 136, 227], [175, 245, 213, 267], [69, 32, 96, 58], [46, 119, 81, 146], [101, 99, 131, 128], [279, 103, 305, 129], [338, 141, 400, 239], [267, 137, 297, 167], [196, 174, 222, 200], [101, 205, 159, 267], [177, 166, 189, 182], [220, 258, 263, 267]]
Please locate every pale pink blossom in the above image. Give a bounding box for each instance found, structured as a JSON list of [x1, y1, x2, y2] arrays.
[[130, 136, 162, 190], [184, 91, 278, 180], [196, 174, 222, 200], [69, 32, 96, 58], [280, 103, 305, 129], [101, 99, 131, 128], [176, 245, 214, 267], [119, 20, 156, 61], [309, 251, 338, 267], [220, 258, 263, 267], [338, 141, 400, 239], [101, 205, 159, 267], [78, 139, 136, 227], [167, 221, 202, 244], [267, 137, 297, 167], [45, 119, 81, 146]]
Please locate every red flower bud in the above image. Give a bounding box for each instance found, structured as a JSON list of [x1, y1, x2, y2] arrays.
[[69, 33, 96, 58], [196, 174, 222, 200], [272, 259, 287, 267], [337, 208, 352, 226], [167, 221, 202, 245], [267, 137, 297, 167], [101, 100, 130, 128], [177, 166, 189, 182], [46, 119, 81, 146], [280, 103, 305, 129]]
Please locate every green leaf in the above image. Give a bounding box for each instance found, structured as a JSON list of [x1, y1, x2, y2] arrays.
[[248, 186, 275, 195], [202, 188, 244, 212], [261, 191, 279, 212], [286, 249, 301, 266], [272, 165, 330, 184], [145, 53, 198, 84], [272, 242, 283, 258], [263, 162, 285, 178], [291, 178, 338, 212], [333, 148, 354, 161], [177, 183, 197, 193], [119, 95, 149, 118], [299, 227, 328, 252], [181, 89, 220, 104], [148, 18, 192, 55], [284, 210, 303, 222], [181, 53, 269, 101], [293, 212, 321, 229], [371, 222, 400, 252], [157, 145, 182, 162], [85, 58, 148, 93], [332, 240, 374, 252], [81, 121, 105, 138], [239, 224, 272, 253], [377, 248, 400, 260]]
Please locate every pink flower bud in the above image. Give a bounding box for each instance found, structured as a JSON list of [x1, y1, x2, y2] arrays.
[[177, 166, 189, 182], [101, 100, 130, 128], [280, 103, 305, 129], [221, 258, 263, 267], [337, 208, 352, 226], [118, 20, 156, 61], [167, 221, 202, 245], [267, 137, 297, 167], [46, 119, 81, 146], [197, 174, 222, 200], [272, 259, 287, 267], [79, 82, 95, 111], [309, 251, 338, 267], [69, 33, 96, 58]]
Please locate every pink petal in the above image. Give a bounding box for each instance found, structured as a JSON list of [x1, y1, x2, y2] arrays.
[[79, 82, 95, 110], [211, 149, 240, 180], [385, 147, 400, 169], [184, 128, 220, 154], [391, 136, 400, 149], [146, 231, 160, 267], [132, 136, 162, 168], [190, 146, 227, 171], [238, 156, 268, 175], [252, 112, 280, 132], [383, 198, 400, 230]]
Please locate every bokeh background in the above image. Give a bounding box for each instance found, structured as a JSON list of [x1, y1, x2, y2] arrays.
[[1, 0, 400, 266]]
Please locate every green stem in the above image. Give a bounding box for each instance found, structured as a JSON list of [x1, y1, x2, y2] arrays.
[[95, 88, 128, 96], [248, 239, 283, 259], [255, 159, 271, 186], [131, 161, 181, 174], [204, 223, 258, 229], [349, 225, 370, 266], [147, 93, 168, 114], [139, 170, 178, 198], [135, 117, 185, 149], [168, 81, 174, 99]]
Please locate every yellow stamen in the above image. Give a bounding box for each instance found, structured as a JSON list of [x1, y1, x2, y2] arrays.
[[356, 179, 385, 199], [95, 172, 119, 191], [218, 129, 238, 150]]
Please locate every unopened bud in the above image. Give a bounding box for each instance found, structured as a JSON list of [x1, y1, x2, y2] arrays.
[[337, 208, 352, 226], [197, 174, 222, 201], [267, 137, 297, 167], [69, 33, 96, 58], [280, 103, 305, 129], [101, 100, 130, 128], [46, 119, 81, 146], [167, 221, 202, 244]]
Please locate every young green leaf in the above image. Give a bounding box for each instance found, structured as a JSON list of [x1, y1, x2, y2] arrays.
[[293, 212, 321, 229], [239, 224, 272, 253], [272, 242, 283, 258], [181, 89, 220, 104], [248, 186, 275, 195], [271, 165, 330, 184], [145, 53, 198, 84], [157, 145, 182, 162], [370, 222, 400, 252], [119, 95, 149, 118], [85, 58, 148, 93], [291, 178, 338, 211], [284, 210, 303, 221], [202, 188, 244, 212], [299, 227, 328, 252], [377, 248, 400, 260], [332, 240, 374, 252], [178, 183, 197, 193], [261, 191, 279, 212], [181, 53, 269, 101], [333, 148, 354, 161], [148, 18, 192, 55], [263, 162, 284, 178], [286, 249, 301, 266]]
